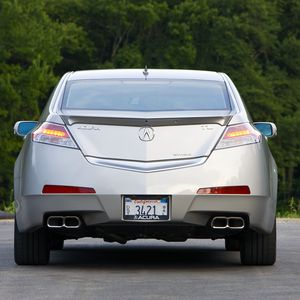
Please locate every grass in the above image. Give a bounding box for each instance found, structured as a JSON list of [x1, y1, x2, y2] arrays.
[[277, 197, 300, 218], [0, 200, 15, 214], [0, 189, 15, 214], [276, 211, 300, 218]]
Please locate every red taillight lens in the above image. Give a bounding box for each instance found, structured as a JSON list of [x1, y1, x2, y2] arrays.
[[32, 122, 77, 148], [42, 185, 96, 194], [216, 123, 261, 149], [197, 185, 251, 195]]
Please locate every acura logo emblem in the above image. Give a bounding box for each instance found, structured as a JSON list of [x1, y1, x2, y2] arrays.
[[139, 127, 155, 142]]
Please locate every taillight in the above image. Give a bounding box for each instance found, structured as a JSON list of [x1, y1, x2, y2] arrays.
[[42, 185, 95, 194], [197, 186, 251, 195], [216, 123, 261, 150], [32, 122, 77, 148]]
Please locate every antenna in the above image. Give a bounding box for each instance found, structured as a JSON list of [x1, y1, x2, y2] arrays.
[[143, 65, 149, 79]]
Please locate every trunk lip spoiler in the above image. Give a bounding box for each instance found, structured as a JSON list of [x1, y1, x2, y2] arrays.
[[61, 115, 232, 127]]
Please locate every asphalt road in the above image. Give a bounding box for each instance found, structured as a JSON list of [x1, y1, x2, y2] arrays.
[[0, 220, 299, 300]]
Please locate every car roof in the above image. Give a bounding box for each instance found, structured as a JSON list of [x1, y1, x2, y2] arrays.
[[68, 69, 224, 82]]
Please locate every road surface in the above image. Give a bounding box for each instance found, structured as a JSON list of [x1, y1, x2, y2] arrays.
[[0, 219, 299, 299]]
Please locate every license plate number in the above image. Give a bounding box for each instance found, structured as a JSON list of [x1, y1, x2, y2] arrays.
[[123, 196, 169, 221]]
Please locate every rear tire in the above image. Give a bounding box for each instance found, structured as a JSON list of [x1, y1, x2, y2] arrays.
[[225, 238, 240, 251], [240, 220, 276, 265], [14, 219, 50, 265]]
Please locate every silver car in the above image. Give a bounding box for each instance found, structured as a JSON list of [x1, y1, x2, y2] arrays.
[[14, 69, 277, 265]]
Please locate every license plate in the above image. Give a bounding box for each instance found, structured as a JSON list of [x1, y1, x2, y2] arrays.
[[123, 196, 170, 221]]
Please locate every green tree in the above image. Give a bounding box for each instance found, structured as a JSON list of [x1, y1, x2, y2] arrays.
[[0, 0, 299, 208], [0, 0, 70, 203]]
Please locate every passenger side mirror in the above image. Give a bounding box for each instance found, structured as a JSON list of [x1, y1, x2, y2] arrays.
[[14, 121, 38, 137], [253, 122, 277, 138]]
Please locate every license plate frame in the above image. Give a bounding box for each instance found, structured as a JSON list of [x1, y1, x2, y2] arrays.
[[122, 195, 170, 221]]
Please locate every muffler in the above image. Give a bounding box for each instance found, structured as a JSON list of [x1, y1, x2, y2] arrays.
[[211, 216, 245, 229], [47, 216, 81, 229]]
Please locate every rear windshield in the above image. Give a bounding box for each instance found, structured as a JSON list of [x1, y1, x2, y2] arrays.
[[62, 79, 231, 111]]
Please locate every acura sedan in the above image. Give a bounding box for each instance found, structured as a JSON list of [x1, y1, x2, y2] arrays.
[[14, 69, 277, 265]]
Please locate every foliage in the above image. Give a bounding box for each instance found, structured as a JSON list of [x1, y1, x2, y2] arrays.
[[277, 197, 300, 218], [0, 0, 299, 209], [0, 189, 14, 214], [0, 0, 87, 203]]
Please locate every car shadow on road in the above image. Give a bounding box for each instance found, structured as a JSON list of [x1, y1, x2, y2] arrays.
[[49, 242, 242, 269]]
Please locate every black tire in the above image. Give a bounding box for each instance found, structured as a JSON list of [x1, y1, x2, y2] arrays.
[[225, 238, 240, 251], [50, 238, 64, 250], [14, 219, 50, 265], [240, 220, 276, 266]]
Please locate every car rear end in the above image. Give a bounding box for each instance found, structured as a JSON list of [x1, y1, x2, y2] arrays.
[[14, 69, 277, 265]]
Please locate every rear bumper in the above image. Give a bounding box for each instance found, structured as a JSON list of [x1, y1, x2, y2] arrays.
[[16, 193, 273, 235], [14, 141, 277, 234]]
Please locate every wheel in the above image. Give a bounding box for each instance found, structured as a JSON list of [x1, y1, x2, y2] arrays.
[[225, 238, 240, 251], [50, 238, 64, 250], [14, 219, 50, 265], [240, 220, 276, 265]]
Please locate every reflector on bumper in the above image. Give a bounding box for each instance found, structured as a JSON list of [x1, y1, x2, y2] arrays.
[[197, 185, 250, 194], [42, 185, 96, 194]]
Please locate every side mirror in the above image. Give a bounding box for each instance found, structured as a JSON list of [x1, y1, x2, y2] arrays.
[[253, 122, 277, 138], [14, 121, 38, 137]]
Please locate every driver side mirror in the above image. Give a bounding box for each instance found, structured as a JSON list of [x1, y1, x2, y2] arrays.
[[14, 121, 38, 137]]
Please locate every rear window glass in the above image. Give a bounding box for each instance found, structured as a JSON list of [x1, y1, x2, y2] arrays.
[[62, 79, 231, 111]]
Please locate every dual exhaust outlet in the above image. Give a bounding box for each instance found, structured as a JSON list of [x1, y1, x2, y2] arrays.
[[47, 215, 244, 230], [211, 216, 245, 230], [47, 216, 81, 229]]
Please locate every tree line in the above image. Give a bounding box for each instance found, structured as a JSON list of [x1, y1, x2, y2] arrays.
[[0, 0, 299, 208]]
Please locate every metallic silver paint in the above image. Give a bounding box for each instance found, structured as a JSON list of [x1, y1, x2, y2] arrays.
[[14, 69, 277, 237], [85, 156, 208, 173], [68, 123, 225, 161]]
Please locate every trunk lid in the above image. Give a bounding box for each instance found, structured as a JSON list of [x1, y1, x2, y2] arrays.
[[64, 114, 230, 161]]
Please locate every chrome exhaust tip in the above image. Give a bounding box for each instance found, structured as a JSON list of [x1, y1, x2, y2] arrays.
[[211, 217, 228, 229], [228, 217, 245, 229], [47, 216, 81, 229], [211, 216, 245, 230], [64, 216, 81, 228], [47, 216, 64, 228]]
